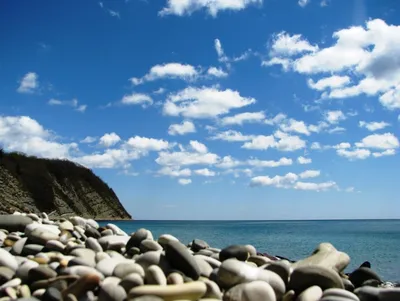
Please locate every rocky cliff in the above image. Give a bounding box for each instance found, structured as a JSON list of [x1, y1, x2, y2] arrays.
[[0, 150, 131, 219]]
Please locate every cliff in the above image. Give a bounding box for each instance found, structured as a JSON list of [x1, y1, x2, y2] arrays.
[[0, 149, 132, 220]]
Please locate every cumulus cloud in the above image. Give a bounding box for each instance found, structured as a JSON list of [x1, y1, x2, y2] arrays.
[[158, 166, 191, 177], [280, 118, 311, 136], [80, 136, 97, 144], [359, 121, 391, 131], [269, 31, 317, 57], [247, 157, 293, 168], [210, 130, 253, 142], [99, 132, 121, 147], [299, 169, 320, 179], [17, 72, 38, 94], [48, 98, 87, 113], [189, 140, 208, 154], [207, 67, 228, 78], [242, 131, 306, 151], [297, 156, 312, 164], [163, 86, 255, 119], [168, 121, 196, 136], [298, 0, 310, 7], [355, 133, 399, 150], [121, 93, 153, 107], [131, 63, 198, 85], [156, 150, 219, 167], [159, 0, 262, 17], [372, 149, 396, 157], [324, 110, 346, 124], [194, 168, 216, 176], [178, 178, 192, 185], [307, 75, 351, 91], [220, 111, 265, 126], [126, 136, 170, 152], [336, 148, 371, 160], [215, 155, 242, 169], [294, 181, 337, 191]]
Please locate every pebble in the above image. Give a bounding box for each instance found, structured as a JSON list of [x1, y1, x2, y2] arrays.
[[0, 277, 21, 290], [223, 280, 276, 301], [201, 278, 222, 299], [349, 267, 382, 288], [61, 266, 104, 280], [44, 240, 65, 253], [11, 237, 28, 255], [378, 288, 400, 301], [28, 266, 58, 281], [98, 283, 127, 301], [167, 272, 185, 285], [127, 229, 153, 250], [194, 255, 221, 269], [0, 249, 18, 271], [113, 262, 145, 279], [289, 266, 344, 294], [136, 251, 170, 272], [263, 260, 291, 285], [85, 227, 101, 239], [0, 215, 33, 232], [61, 273, 101, 299], [41, 287, 62, 301], [21, 244, 44, 256], [96, 257, 128, 277], [194, 256, 213, 278], [106, 224, 128, 236], [16, 260, 39, 282], [128, 281, 207, 301], [140, 240, 163, 253], [219, 245, 250, 262], [248, 255, 271, 266], [59, 221, 74, 231], [157, 234, 179, 248], [322, 288, 359, 301], [120, 273, 144, 292], [129, 296, 163, 301], [85, 237, 103, 252], [296, 285, 323, 301], [0, 267, 15, 285], [191, 239, 209, 252], [165, 240, 201, 280], [145, 265, 167, 285]]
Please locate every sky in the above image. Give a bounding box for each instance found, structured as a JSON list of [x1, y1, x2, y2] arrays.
[[1, 0, 400, 220]]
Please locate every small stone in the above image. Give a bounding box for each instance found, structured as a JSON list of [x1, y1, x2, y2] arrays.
[[85, 237, 103, 252], [27, 228, 59, 245], [85, 227, 101, 239], [263, 261, 291, 285], [219, 245, 249, 262], [64, 294, 78, 301], [140, 240, 163, 253], [70, 248, 96, 266], [158, 234, 179, 248], [191, 239, 209, 252], [98, 283, 127, 301], [165, 240, 201, 280], [126, 229, 153, 250], [196, 250, 215, 257], [59, 221, 74, 231], [18, 284, 31, 298], [129, 297, 163, 301], [378, 288, 400, 301], [103, 276, 123, 286], [322, 288, 359, 301], [349, 268, 381, 288], [244, 245, 257, 257], [21, 244, 44, 256], [194, 255, 221, 269], [98, 235, 130, 251], [4, 287, 17, 299], [0, 215, 33, 232], [61, 273, 101, 299], [201, 278, 222, 299], [10, 237, 28, 255], [283, 290, 295, 301], [69, 216, 86, 228], [136, 251, 170, 273], [223, 281, 276, 301], [113, 262, 145, 279], [61, 266, 104, 280], [342, 278, 355, 292], [0, 278, 21, 290], [49, 279, 68, 292], [194, 256, 213, 278], [145, 265, 167, 285], [32, 288, 46, 298], [296, 285, 323, 301], [16, 260, 39, 282], [29, 266, 58, 281], [68, 257, 96, 268], [42, 287, 62, 301], [128, 281, 207, 300], [362, 279, 381, 287], [248, 255, 271, 266], [0, 267, 15, 285], [292, 243, 350, 273], [96, 252, 111, 263], [0, 249, 18, 271], [120, 273, 144, 292], [289, 266, 344, 294], [101, 229, 114, 236], [167, 272, 184, 285], [354, 286, 379, 301], [96, 258, 128, 277], [45, 240, 65, 253], [107, 224, 128, 236]]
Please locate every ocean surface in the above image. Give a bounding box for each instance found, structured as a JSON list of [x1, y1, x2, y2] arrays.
[[98, 219, 400, 281]]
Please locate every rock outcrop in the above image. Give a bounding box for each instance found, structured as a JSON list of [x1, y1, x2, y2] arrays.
[[0, 150, 131, 219]]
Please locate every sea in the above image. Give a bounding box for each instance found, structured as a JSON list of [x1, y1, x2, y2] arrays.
[[98, 219, 400, 282]]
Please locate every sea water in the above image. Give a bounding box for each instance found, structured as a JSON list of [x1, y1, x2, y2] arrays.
[[99, 219, 400, 281]]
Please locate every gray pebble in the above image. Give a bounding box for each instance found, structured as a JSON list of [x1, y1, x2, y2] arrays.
[[119, 273, 144, 292], [140, 240, 163, 253], [296, 285, 323, 301], [194, 256, 213, 278], [113, 262, 145, 279], [85, 237, 103, 252], [11, 237, 28, 255], [322, 288, 359, 301], [98, 283, 127, 301], [0, 249, 18, 271], [224, 280, 276, 301], [145, 265, 167, 285]]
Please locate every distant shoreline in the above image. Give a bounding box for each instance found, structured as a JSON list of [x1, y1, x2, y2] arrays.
[[96, 218, 400, 222]]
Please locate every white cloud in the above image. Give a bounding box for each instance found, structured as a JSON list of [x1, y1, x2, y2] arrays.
[[261, 57, 291, 71], [121, 93, 153, 107], [75, 149, 139, 169], [359, 121, 391, 131], [298, 0, 310, 7], [280, 119, 311, 136], [131, 63, 198, 85], [379, 87, 400, 110], [159, 0, 262, 17], [210, 130, 253, 142], [80, 136, 97, 144], [334, 142, 351, 149], [17, 72, 38, 94], [337, 148, 371, 160], [220, 111, 265, 126], [242, 131, 306, 151], [355, 133, 399, 150], [307, 75, 351, 91], [189, 140, 208, 154], [168, 121, 196, 136], [156, 150, 219, 167], [310, 142, 322, 150], [264, 113, 287, 125], [372, 149, 396, 157], [99, 132, 121, 147], [207, 67, 228, 77], [294, 181, 337, 191], [126, 136, 170, 152], [48, 98, 87, 113], [216, 155, 242, 169], [178, 178, 192, 185], [158, 166, 192, 177], [270, 31, 318, 57], [250, 172, 298, 188], [297, 156, 312, 164], [163, 86, 255, 119], [299, 169, 320, 179], [194, 168, 216, 177], [247, 157, 293, 168], [153, 88, 166, 95], [324, 110, 346, 124], [327, 127, 346, 134]]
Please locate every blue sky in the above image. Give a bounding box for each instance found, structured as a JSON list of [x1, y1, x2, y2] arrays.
[[1, 0, 400, 220]]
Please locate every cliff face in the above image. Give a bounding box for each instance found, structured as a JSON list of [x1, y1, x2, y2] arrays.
[[0, 150, 131, 219]]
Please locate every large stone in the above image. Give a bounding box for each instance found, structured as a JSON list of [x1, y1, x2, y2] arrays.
[[42, 287, 62, 301], [378, 288, 400, 301], [70, 248, 96, 267], [98, 235, 130, 251], [349, 268, 381, 288], [11, 237, 28, 255], [113, 262, 145, 279], [120, 273, 144, 292], [322, 288, 359, 301], [292, 243, 350, 273], [289, 266, 344, 294], [59, 221, 74, 231], [21, 244, 44, 256], [158, 234, 179, 249], [28, 266, 57, 281], [128, 281, 207, 301], [167, 272, 184, 285], [200, 278, 222, 299], [0, 248, 18, 271], [136, 251, 170, 273], [217, 259, 285, 298], [85, 237, 103, 252], [354, 286, 379, 301], [165, 240, 201, 280], [126, 229, 153, 250], [0, 215, 33, 232], [85, 227, 101, 239], [27, 228, 59, 245], [96, 258, 129, 277], [219, 245, 250, 262], [140, 240, 163, 253], [248, 255, 272, 266], [194, 256, 213, 278], [16, 260, 39, 282], [223, 281, 276, 301], [98, 283, 127, 301], [194, 255, 221, 269], [296, 285, 323, 301], [191, 239, 209, 252], [145, 265, 167, 285], [106, 224, 128, 236], [44, 240, 65, 253], [263, 261, 291, 285], [0, 267, 15, 285]]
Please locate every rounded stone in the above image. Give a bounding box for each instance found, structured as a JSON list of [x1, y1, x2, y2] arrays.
[[354, 286, 380, 301], [158, 234, 179, 248], [106, 223, 128, 236], [136, 251, 170, 273], [194, 256, 213, 278], [297, 285, 323, 301], [120, 273, 144, 292], [129, 296, 163, 301], [29, 266, 58, 281], [219, 245, 249, 262], [42, 287, 62, 301], [96, 258, 129, 277], [101, 229, 114, 236], [61, 266, 104, 280], [127, 229, 153, 250], [0, 215, 33, 232], [349, 268, 381, 288], [0, 248, 18, 271], [128, 281, 207, 300], [289, 266, 344, 294], [98, 235, 130, 251], [194, 255, 221, 269], [96, 252, 111, 263], [165, 240, 201, 280], [68, 257, 96, 268], [263, 261, 291, 285], [61, 273, 101, 299], [191, 239, 209, 252], [0, 267, 15, 285], [145, 265, 167, 285], [167, 272, 184, 285], [69, 216, 86, 228], [113, 262, 145, 279], [59, 221, 74, 231], [85, 237, 103, 252], [342, 278, 355, 292], [140, 240, 163, 253], [85, 227, 101, 239], [45, 240, 65, 253], [16, 260, 39, 282], [223, 280, 276, 301], [248, 255, 272, 266], [98, 283, 127, 301], [244, 245, 257, 257], [11, 237, 28, 255], [27, 228, 60, 245], [322, 288, 359, 301], [21, 244, 44, 256], [200, 279, 222, 299], [196, 250, 215, 257]]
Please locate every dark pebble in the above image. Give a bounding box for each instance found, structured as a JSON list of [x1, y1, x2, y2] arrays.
[[126, 229, 150, 250], [219, 245, 250, 262], [191, 239, 209, 252], [21, 244, 44, 256], [354, 286, 380, 301], [29, 266, 58, 281], [165, 240, 201, 280], [85, 227, 101, 239], [263, 261, 290, 285], [0, 267, 15, 285], [349, 267, 381, 288], [42, 287, 62, 301], [361, 279, 381, 287], [0, 215, 33, 232], [360, 261, 371, 268]]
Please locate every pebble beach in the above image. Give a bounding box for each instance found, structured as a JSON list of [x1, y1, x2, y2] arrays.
[[0, 212, 399, 301]]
